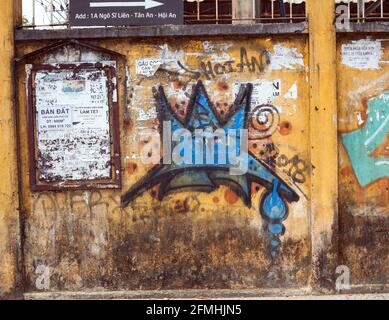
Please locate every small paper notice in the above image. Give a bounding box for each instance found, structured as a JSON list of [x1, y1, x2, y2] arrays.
[[136, 58, 163, 77], [233, 79, 281, 109], [342, 39, 382, 70]]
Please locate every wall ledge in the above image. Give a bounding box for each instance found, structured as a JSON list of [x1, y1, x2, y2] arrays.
[[15, 22, 308, 42], [337, 21, 389, 33], [23, 285, 389, 300]]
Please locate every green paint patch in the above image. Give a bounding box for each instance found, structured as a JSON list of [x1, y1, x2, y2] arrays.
[[342, 91, 389, 186]]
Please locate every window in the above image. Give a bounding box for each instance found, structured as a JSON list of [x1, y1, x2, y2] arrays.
[[184, 0, 306, 24], [22, 0, 307, 28], [23, 0, 69, 27], [22, 1, 389, 28], [335, 0, 389, 22]]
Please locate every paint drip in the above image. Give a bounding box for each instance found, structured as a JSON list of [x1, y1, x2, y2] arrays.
[[260, 179, 288, 257]]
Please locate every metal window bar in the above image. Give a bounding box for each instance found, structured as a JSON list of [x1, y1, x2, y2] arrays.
[[20, 0, 389, 28], [184, 0, 306, 24], [23, 0, 69, 28], [335, 0, 389, 23]]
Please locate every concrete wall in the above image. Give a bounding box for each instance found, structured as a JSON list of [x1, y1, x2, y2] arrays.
[[15, 36, 311, 292], [337, 34, 389, 286], [0, 1, 21, 298], [0, 0, 387, 298]]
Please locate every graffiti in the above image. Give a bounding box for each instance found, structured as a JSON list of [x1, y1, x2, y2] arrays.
[[200, 47, 270, 79], [173, 47, 271, 81], [32, 191, 206, 224], [236, 47, 271, 73], [249, 104, 280, 140], [33, 191, 117, 217], [200, 61, 236, 79], [342, 90, 389, 186], [122, 81, 300, 256], [276, 154, 308, 184], [251, 142, 309, 185]]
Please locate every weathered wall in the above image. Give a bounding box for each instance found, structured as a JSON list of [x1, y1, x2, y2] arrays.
[[337, 35, 389, 286], [307, 0, 338, 291], [16, 36, 312, 292], [0, 1, 21, 298]]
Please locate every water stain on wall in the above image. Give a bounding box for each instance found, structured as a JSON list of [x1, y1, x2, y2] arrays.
[[16, 37, 311, 291]]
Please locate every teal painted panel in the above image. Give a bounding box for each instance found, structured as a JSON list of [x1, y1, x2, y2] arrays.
[[342, 91, 389, 186]]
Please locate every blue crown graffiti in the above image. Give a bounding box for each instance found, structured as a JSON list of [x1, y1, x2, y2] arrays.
[[121, 81, 300, 257]]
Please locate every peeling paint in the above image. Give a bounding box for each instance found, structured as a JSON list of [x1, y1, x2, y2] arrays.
[[269, 45, 305, 71], [233, 79, 281, 109], [338, 35, 389, 287], [16, 38, 311, 292]]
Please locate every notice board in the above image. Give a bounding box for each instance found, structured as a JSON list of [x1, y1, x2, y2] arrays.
[[27, 62, 121, 191]]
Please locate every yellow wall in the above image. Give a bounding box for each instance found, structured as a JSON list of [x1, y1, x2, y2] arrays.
[[337, 35, 389, 285], [0, 1, 20, 298], [15, 36, 312, 291], [0, 0, 387, 297]]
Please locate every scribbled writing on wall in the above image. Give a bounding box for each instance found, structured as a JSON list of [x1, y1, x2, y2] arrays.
[[199, 47, 271, 80]]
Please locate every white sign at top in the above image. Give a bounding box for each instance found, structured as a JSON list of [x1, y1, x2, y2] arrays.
[[90, 0, 164, 10]]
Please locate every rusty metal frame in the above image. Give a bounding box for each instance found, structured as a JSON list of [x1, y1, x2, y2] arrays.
[[27, 62, 122, 191]]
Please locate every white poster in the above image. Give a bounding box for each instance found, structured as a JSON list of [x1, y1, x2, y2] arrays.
[[136, 58, 163, 77], [34, 67, 113, 182], [342, 39, 382, 70], [233, 79, 281, 109]]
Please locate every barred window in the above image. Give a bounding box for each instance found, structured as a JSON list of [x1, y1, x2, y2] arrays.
[[335, 0, 389, 22], [184, 0, 307, 24], [21, 0, 389, 28], [22, 0, 307, 27], [22, 0, 69, 27]]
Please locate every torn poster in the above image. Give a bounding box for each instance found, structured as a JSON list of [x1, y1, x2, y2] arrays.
[[136, 58, 163, 77], [34, 68, 113, 182], [233, 79, 281, 109]]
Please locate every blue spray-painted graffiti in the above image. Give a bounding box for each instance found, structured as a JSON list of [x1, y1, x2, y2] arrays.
[[122, 81, 300, 256], [342, 90, 389, 187]]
